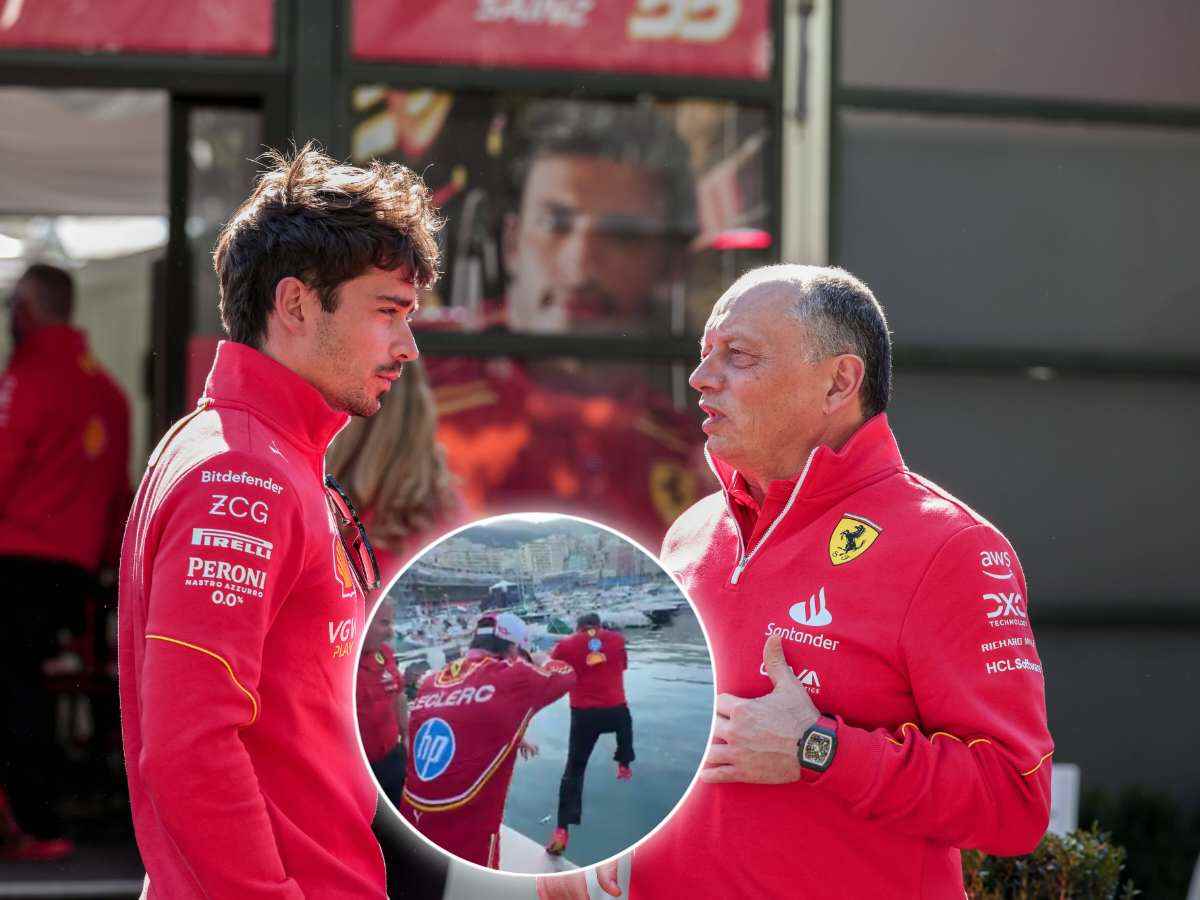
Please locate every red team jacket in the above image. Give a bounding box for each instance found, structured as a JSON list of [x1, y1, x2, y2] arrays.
[[430, 355, 710, 550], [400, 649, 577, 867], [357, 643, 406, 763], [551, 627, 628, 708], [0, 324, 130, 571], [118, 342, 383, 899], [633, 415, 1053, 899]]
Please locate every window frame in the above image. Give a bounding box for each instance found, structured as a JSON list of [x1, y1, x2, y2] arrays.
[[827, 1, 1200, 379], [338, 0, 786, 367]]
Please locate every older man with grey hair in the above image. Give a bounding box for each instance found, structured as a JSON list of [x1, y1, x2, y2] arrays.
[[538, 265, 1053, 900]]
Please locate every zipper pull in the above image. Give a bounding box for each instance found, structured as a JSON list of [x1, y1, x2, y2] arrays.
[[731, 556, 749, 585]]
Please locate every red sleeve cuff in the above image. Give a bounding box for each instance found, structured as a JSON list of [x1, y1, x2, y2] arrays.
[[802, 716, 884, 804]]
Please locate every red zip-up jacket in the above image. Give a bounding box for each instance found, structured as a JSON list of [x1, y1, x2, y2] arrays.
[[0, 324, 130, 571], [551, 627, 628, 708], [118, 342, 384, 899], [632, 414, 1053, 899], [400, 649, 576, 867], [428, 354, 711, 551]]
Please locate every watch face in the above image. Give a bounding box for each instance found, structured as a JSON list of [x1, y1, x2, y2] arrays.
[[803, 731, 834, 767]]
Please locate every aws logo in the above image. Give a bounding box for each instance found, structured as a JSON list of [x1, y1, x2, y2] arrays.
[[828, 514, 881, 566], [980, 550, 1015, 580]]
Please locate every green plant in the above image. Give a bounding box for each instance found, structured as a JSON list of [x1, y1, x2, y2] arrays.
[[1080, 785, 1200, 898], [962, 824, 1138, 899]]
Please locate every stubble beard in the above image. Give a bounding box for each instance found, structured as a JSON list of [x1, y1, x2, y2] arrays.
[[343, 390, 383, 418], [314, 315, 385, 418]]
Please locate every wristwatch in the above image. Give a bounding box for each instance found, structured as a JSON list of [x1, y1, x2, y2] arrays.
[[797, 716, 838, 774]]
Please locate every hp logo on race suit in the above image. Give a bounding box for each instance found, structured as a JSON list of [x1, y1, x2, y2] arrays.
[[413, 718, 456, 781]]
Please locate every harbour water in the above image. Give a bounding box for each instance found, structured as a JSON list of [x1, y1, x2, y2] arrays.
[[502, 608, 714, 868]]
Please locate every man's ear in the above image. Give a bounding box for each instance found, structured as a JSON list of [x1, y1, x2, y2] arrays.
[[271, 276, 314, 338], [825, 353, 866, 415]]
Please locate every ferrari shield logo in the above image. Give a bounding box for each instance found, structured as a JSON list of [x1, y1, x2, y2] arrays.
[[649, 461, 697, 525], [828, 514, 881, 566]]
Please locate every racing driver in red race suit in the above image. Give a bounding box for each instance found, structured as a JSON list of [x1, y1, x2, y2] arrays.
[[401, 611, 576, 868], [118, 144, 441, 899], [537, 265, 1053, 900]]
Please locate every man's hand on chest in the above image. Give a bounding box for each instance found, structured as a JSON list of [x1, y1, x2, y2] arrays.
[[700, 633, 821, 784]]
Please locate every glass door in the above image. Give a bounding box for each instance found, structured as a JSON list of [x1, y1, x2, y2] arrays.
[[154, 98, 264, 438]]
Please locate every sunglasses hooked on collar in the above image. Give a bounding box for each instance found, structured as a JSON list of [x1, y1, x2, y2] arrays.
[[324, 473, 381, 594]]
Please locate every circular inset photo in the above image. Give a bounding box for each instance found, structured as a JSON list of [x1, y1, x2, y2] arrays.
[[354, 513, 715, 875]]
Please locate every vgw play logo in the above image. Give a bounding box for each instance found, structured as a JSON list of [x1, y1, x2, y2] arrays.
[[413, 718, 456, 781]]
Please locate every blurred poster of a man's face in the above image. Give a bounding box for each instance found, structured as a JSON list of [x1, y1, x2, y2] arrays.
[[503, 153, 678, 336]]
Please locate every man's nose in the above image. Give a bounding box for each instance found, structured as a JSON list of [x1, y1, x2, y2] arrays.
[[558, 222, 606, 281], [393, 321, 419, 362], [689, 355, 721, 393]]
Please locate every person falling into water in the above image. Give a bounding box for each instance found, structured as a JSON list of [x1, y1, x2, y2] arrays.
[[545, 612, 633, 856]]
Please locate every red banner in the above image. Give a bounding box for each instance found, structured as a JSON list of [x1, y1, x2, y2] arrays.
[[352, 0, 770, 80], [0, 0, 274, 56]]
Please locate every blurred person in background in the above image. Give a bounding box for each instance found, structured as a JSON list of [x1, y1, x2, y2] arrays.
[[0, 263, 130, 861], [400, 612, 576, 868], [357, 600, 409, 807], [118, 143, 440, 899], [430, 100, 711, 549], [326, 358, 463, 585], [545, 611, 633, 856]]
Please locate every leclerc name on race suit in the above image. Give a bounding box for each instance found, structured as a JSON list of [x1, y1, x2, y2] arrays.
[[411, 684, 497, 711]]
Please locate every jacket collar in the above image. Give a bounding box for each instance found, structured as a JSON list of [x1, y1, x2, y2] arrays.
[[709, 413, 905, 511], [12, 324, 86, 364], [200, 341, 349, 457], [706, 414, 906, 579]]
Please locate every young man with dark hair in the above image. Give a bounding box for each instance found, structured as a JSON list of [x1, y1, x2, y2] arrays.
[[545, 611, 633, 856], [400, 612, 576, 868], [118, 143, 441, 898], [0, 263, 130, 861]]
